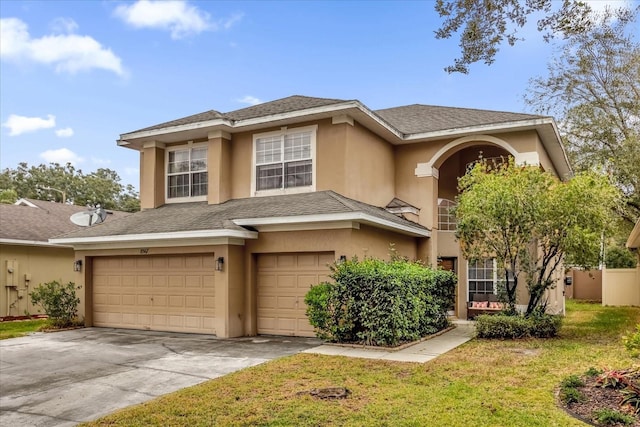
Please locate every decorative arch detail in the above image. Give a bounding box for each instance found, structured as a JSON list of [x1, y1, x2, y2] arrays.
[[414, 134, 539, 177]]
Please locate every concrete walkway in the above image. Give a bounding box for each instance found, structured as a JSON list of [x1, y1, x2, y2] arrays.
[[303, 320, 475, 363]]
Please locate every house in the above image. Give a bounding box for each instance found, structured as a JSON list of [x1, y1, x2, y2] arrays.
[[51, 95, 571, 337], [0, 199, 129, 318], [601, 219, 640, 306]]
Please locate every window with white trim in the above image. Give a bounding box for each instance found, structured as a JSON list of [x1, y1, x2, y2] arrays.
[[253, 126, 316, 195], [438, 198, 457, 231], [468, 258, 496, 300], [166, 145, 207, 201]]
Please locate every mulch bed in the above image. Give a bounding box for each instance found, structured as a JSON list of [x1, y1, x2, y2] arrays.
[[561, 371, 639, 426], [0, 315, 48, 322]]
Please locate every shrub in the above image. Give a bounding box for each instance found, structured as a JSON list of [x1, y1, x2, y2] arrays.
[[623, 324, 640, 358], [592, 408, 634, 425], [29, 281, 81, 328], [475, 313, 562, 339], [305, 257, 456, 346], [605, 246, 637, 269]]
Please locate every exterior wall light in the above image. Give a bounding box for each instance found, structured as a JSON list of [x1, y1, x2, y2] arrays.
[[338, 255, 347, 264], [73, 260, 83, 272], [215, 257, 224, 272]]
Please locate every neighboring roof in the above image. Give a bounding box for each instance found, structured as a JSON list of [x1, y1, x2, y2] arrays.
[[51, 191, 430, 245], [0, 199, 129, 245], [374, 105, 544, 135], [627, 219, 640, 249]]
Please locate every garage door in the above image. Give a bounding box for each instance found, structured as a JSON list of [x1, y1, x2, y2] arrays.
[[257, 252, 333, 337], [93, 254, 216, 334]]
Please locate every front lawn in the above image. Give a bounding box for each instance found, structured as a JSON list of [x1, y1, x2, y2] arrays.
[[84, 301, 639, 427], [0, 319, 48, 340]]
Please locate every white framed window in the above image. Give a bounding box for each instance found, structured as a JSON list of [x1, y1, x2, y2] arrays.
[[438, 198, 457, 231], [468, 258, 496, 301], [166, 144, 208, 202], [252, 125, 317, 196]]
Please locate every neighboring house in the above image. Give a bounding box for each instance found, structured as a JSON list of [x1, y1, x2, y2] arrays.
[[0, 199, 129, 317], [51, 95, 571, 337], [602, 219, 640, 306]]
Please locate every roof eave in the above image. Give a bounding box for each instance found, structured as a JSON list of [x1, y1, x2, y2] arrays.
[[49, 229, 259, 246], [627, 219, 640, 249], [233, 212, 430, 237], [0, 238, 73, 248]]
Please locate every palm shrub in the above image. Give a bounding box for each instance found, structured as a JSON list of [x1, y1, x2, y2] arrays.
[[305, 257, 456, 346]]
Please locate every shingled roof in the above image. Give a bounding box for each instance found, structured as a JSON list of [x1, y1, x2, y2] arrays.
[[127, 95, 546, 136], [134, 96, 348, 133], [53, 191, 428, 241], [374, 104, 544, 135], [0, 199, 130, 243]]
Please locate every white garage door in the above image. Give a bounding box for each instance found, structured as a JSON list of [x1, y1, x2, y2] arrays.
[[93, 254, 216, 334], [257, 252, 333, 337]]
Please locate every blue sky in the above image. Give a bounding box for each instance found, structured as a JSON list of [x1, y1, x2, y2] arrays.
[[1, 0, 635, 189]]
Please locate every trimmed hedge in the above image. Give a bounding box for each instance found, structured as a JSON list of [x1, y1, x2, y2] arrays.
[[475, 313, 562, 339], [305, 257, 457, 346]]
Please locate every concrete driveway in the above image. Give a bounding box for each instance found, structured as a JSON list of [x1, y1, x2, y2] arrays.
[[0, 328, 321, 427]]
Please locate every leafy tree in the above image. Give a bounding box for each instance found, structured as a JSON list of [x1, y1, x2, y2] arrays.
[[525, 9, 640, 225], [605, 246, 637, 269], [0, 189, 18, 204], [455, 159, 619, 315], [435, 1, 638, 73], [0, 162, 140, 212]]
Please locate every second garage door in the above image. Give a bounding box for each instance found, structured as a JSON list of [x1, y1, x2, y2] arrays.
[[257, 252, 333, 337], [93, 254, 216, 334]]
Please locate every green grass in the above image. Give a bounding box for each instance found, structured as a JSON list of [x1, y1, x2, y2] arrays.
[[0, 319, 48, 340], [83, 300, 639, 427]]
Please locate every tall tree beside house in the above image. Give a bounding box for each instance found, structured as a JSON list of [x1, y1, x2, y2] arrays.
[[434, 0, 638, 73], [0, 162, 140, 212], [454, 159, 619, 315], [525, 8, 640, 227]]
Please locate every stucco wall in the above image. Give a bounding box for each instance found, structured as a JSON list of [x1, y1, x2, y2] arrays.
[[569, 269, 602, 301], [0, 244, 76, 317], [602, 268, 640, 306]]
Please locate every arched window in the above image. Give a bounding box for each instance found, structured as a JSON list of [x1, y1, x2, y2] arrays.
[[438, 198, 457, 231]]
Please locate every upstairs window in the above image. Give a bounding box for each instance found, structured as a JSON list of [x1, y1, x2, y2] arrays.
[[253, 126, 316, 195], [167, 145, 207, 201], [438, 198, 457, 231]]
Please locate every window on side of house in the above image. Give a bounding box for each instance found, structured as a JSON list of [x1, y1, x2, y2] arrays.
[[468, 258, 496, 301], [438, 198, 457, 231], [166, 145, 208, 202], [253, 125, 316, 195]]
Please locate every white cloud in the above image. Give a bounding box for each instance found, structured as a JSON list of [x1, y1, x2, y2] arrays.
[[91, 157, 111, 165], [40, 148, 84, 165], [125, 167, 140, 176], [114, 1, 242, 39], [50, 17, 79, 34], [0, 17, 125, 76], [55, 127, 74, 138], [237, 95, 262, 106], [2, 114, 56, 136]]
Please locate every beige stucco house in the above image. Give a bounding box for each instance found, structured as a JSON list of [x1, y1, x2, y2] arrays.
[[0, 199, 130, 317], [51, 95, 571, 337]]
